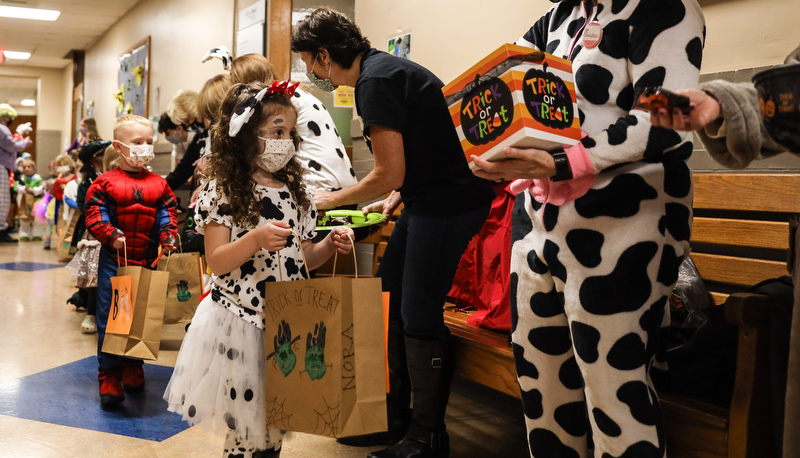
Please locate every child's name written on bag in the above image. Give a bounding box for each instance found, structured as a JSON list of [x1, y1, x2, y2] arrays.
[[265, 285, 341, 321]]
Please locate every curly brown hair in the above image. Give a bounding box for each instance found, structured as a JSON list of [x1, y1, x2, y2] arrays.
[[208, 82, 309, 228]]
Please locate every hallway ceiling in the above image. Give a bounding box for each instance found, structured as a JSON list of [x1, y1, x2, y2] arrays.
[[0, 0, 142, 68]]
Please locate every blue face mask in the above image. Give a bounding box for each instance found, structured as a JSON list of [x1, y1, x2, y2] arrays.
[[307, 55, 336, 92]]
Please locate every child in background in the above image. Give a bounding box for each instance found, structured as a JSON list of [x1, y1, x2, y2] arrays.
[[163, 81, 355, 458], [14, 157, 45, 241], [47, 155, 77, 250], [65, 140, 110, 333], [85, 116, 178, 410]]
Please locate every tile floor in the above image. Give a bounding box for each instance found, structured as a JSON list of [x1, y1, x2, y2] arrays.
[[0, 240, 529, 457]]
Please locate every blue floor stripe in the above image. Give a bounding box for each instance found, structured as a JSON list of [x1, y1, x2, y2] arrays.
[[0, 261, 65, 272], [0, 357, 189, 441]]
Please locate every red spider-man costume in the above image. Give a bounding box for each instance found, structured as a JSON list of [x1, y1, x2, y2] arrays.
[[85, 167, 178, 265]]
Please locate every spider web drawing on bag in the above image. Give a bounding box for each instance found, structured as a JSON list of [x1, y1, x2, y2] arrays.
[[265, 394, 292, 428], [312, 395, 341, 437]]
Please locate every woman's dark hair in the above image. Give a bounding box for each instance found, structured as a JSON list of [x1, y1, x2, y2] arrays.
[[209, 82, 309, 228], [291, 8, 371, 70], [157, 112, 178, 134]]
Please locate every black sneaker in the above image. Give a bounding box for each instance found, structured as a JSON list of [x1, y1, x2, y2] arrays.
[[0, 230, 18, 243]]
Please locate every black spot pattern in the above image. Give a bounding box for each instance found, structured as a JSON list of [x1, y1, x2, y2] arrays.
[[531, 287, 564, 318], [580, 242, 657, 315], [607, 115, 638, 146], [224, 412, 237, 430], [656, 244, 682, 287], [664, 202, 691, 242], [529, 428, 581, 458], [616, 83, 635, 111], [244, 389, 254, 401], [543, 204, 559, 231], [335, 148, 344, 158], [575, 174, 658, 219], [188, 405, 196, 417], [602, 441, 663, 458], [629, 0, 686, 65], [529, 326, 572, 356], [593, 407, 622, 437], [510, 272, 519, 334], [576, 64, 613, 105], [662, 159, 691, 198], [571, 320, 601, 363], [617, 381, 658, 426], [599, 20, 629, 60], [687, 36, 704, 70], [607, 333, 647, 370], [555, 401, 588, 437], [520, 387, 545, 421], [543, 240, 567, 283], [558, 356, 584, 390], [513, 342, 540, 380], [230, 388, 237, 400], [239, 260, 256, 279], [307, 160, 322, 171], [566, 229, 604, 268], [527, 249, 549, 275], [511, 197, 533, 244], [307, 121, 321, 136]]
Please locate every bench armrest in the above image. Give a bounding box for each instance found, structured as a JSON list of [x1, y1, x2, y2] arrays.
[[723, 292, 771, 328]]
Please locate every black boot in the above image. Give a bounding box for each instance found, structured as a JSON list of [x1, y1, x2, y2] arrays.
[[368, 336, 454, 458], [0, 229, 17, 243], [338, 320, 412, 447]]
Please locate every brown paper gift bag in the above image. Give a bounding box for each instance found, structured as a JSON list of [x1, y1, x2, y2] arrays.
[[157, 245, 204, 324], [102, 248, 169, 361], [57, 210, 80, 261], [264, 239, 387, 438]]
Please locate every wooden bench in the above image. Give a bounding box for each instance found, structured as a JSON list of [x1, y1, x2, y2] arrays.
[[439, 173, 800, 458]]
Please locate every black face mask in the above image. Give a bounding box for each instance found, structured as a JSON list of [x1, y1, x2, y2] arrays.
[[183, 120, 205, 133]]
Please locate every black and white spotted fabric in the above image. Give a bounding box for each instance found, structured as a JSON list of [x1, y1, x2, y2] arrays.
[[510, 1, 705, 457], [291, 88, 357, 193], [164, 179, 316, 456], [194, 178, 316, 329]]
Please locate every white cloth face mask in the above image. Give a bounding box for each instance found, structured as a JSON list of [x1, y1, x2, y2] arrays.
[[256, 138, 295, 173], [117, 141, 155, 168]]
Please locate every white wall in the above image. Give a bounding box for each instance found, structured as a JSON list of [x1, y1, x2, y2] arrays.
[[82, 0, 235, 140], [354, 0, 799, 84]]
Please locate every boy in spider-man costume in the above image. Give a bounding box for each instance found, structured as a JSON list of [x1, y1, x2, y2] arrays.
[[85, 114, 178, 410]]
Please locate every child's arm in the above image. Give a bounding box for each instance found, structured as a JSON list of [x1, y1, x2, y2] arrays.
[[156, 182, 179, 252], [204, 220, 294, 276], [84, 178, 124, 247], [301, 227, 355, 271]]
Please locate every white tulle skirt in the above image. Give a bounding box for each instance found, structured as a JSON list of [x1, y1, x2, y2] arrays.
[[164, 294, 283, 453]]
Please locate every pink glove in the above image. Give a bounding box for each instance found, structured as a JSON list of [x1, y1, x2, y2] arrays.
[[509, 138, 596, 205]]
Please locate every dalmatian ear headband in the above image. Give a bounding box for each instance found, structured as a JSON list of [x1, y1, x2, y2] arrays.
[[201, 46, 233, 71], [228, 79, 300, 137]]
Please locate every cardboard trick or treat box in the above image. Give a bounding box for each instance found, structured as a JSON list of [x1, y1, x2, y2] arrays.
[[443, 44, 581, 170]]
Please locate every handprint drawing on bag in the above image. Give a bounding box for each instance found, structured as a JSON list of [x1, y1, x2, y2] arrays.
[[176, 279, 192, 302], [305, 321, 327, 380], [268, 319, 299, 377]]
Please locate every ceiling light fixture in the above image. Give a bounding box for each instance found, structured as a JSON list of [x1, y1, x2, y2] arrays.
[[20, 99, 35, 107], [0, 5, 60, 21], [3, 51, 31, 60]]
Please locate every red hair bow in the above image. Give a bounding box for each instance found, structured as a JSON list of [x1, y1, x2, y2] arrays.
[[267, 79, 300, 97]]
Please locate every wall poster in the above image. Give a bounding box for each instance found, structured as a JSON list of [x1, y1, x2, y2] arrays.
[[115, 37, 150, 117]]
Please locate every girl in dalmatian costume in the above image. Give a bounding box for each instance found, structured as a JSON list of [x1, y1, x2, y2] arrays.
[[474, 0, 705, 456], [164, 81, 354, 458], [202, 46, 358, 198]]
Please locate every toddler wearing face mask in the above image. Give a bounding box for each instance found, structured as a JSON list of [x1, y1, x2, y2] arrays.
[[84, 114, 179, 411], [163, 81, 355, 458]]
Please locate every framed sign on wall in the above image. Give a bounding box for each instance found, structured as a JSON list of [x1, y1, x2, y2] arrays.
[[115, 37, 150, 117]]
